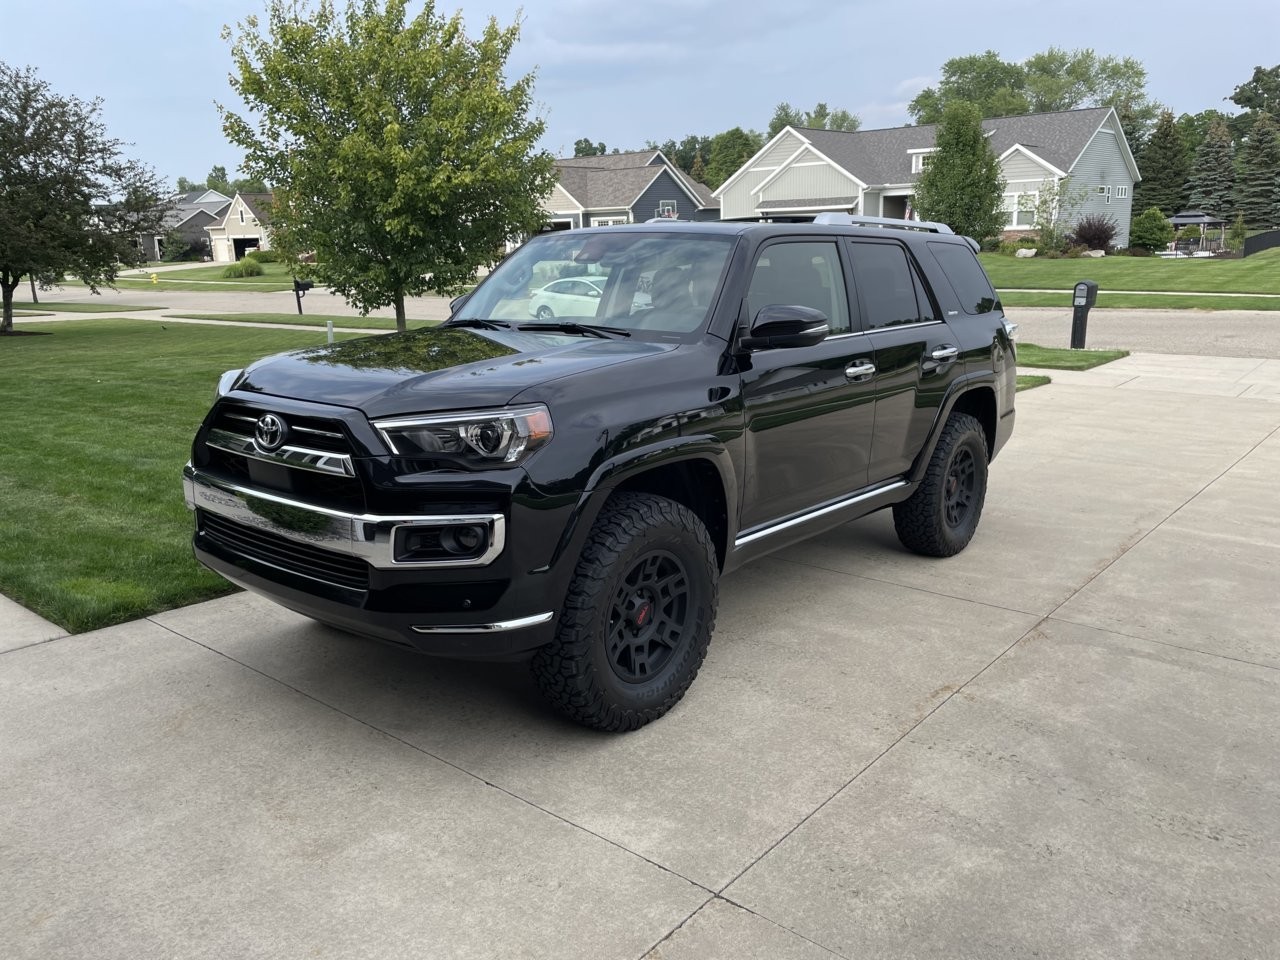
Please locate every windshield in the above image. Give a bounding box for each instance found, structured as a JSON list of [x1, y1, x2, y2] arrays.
[[457, 231, 735, 338]]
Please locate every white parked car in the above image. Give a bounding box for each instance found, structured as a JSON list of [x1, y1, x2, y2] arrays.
[[528, 276, 606, 320]]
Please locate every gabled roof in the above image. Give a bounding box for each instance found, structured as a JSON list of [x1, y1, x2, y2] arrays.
[[238, 192, 275, 225], [716, 106, 1136, 198], [553, 150, 718, 212], [176, 189, 232, 205]]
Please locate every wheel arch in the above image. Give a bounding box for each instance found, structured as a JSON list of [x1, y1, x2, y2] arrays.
[[910, 378, 997, 483]]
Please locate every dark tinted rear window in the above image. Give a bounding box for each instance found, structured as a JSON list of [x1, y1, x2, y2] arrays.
[[928, 241, 998, 315]]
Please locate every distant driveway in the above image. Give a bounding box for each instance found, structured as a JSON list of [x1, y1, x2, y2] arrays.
[[1006, 305, 1280, 358]]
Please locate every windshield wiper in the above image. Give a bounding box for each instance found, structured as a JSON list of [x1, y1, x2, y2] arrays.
[[441, 317, 513, 330], [515, 321, 631, 340]]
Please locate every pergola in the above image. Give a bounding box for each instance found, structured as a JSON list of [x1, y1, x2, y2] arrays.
[[1169, 210, 1227, 253]]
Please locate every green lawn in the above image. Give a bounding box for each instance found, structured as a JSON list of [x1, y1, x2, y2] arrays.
[[0, 318, 362, 633], [93, 261, 297, 292], [13, 300, 163, 313], [1001, 291, 1280, 311], [1017, 342, 1129, 370], [981, 248, 1280, 295], [1016, 375, 1051, 391], [170, 312, 439, 330]]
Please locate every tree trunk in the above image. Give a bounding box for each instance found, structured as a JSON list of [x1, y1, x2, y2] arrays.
[[29, 276, 39, 304], [1, 278, 18, 335], [394, 290, 407, 334]]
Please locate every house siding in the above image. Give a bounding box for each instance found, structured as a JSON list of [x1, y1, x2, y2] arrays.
[[631, 170, 716, 222], [1001, 151, 1057, 184], [547, 183, 581, 214], [717, 132, 806, 219], [1065, 127, 1136, 247], [758, 161, 859, 206]]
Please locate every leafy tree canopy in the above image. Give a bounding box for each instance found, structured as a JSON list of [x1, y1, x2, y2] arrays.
[[573, 138, 606, 157], [647, 134, 712, 176], [221, 0, 556, 331], [910, 100, 1006, 241], [910, 47, 1160, 140], [767, 101, 860, 138], [176, 164, 267, 196], [0, 62, 166, 333], [703, 127, 764, 190]]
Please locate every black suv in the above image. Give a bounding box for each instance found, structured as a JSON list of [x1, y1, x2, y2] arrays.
[[184, 215, 1016, 730]]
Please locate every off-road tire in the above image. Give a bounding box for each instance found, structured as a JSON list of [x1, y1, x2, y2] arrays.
[[531, 492, 718, 732], [893, 412, 988, 557]]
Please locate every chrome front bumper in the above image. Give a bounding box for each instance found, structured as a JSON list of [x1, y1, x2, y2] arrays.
[[182, 463, 505, 570]]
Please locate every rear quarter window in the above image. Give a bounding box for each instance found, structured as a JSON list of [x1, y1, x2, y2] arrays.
[[927, 241, 998, 315]]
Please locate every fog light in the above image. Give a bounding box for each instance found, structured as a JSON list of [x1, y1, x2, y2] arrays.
[[440, 524, 488, 556]]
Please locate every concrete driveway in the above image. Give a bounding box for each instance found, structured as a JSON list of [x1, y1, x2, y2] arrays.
[[3, 354, 1278, 960]]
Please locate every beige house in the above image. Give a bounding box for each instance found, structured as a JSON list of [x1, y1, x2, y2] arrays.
[[714, 107, 1141, 245], [206, 192, 274, 262]]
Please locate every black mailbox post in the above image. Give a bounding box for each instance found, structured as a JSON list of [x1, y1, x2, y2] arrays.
[[1070, 280, 1098, 349], [293, 278, 314, 315]]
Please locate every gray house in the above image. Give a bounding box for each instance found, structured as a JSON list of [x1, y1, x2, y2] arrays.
[[714, 107, 1141, 245], [140, 189, 232, 260], [545, 150, 719, 228]]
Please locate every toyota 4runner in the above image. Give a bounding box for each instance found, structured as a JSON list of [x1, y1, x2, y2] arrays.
[[184, 214, 1016, 731]]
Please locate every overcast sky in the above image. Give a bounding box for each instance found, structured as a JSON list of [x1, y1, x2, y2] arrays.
[[3, 0, 1277, 187]]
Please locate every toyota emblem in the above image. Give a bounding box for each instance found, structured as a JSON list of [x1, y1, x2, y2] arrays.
[[254, 413, 288, 452]]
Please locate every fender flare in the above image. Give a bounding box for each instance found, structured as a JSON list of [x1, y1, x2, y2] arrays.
[[909, 373, 998, 484]]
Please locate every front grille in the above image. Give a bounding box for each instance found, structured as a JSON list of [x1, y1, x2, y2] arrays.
[[213, 404, 353, 455], [198, 510, 370, 591]]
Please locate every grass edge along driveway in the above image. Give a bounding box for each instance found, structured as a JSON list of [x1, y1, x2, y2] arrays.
[[0, 319, 358, 633]]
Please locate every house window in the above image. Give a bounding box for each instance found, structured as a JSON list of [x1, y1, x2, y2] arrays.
[[591, 216, 628, 227], [1097, 185, 1112, 204], [1114, 185, 1129, 199], [1003, 192, 1038, 228], [655, 200, 678, 219], [239, 208, 245, 224], [910, 151, 937, 174]]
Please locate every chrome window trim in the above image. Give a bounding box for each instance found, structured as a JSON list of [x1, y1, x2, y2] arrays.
[[184, 464, 505, 569], [207, 427, 355, 477], [825, 319, 946, 341], [734, 480, 909, 548], [410, 612, 555, 635]]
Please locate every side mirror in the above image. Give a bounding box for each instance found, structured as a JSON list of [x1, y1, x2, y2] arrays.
[[449, 291, 472, 314], [739, 304, 829, 351]]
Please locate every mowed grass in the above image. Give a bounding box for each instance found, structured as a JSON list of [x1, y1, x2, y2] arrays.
[[1000, 291, 1280, 311], [13, 300, 163, 313], [0, 319, 361, 633], [97, 262, 296, 292], [170, 312, 439, 330], [1018, 342, 1129, 370], [981, 247, 1280, 295], [1017, 375, 1051, 391]]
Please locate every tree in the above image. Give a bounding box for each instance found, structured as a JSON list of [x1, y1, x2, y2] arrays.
[[206, 164, 231, 194], [177, 175, 201, 193], [221, 0, 556, 332], [1019, 178, 1089, 253], [1185, 117, 1235, 218], [911, 100, 1006, 241], [1129, 207, 1174, 252], [0, 62, 166, 334], [1226, 212, 1247, 253], [1235, 112, 1280, 229], [648, 134, 711, 174], [703, 126, 764, 189], [1227, 64, 1280, 139], [1133, 111, 1190, 217], [910, 47, 1159, 138], [767, 101, 860, 138], [573, 138, 606, 157], [688, 151, 706, 184], [909, 51, 1028, 123]]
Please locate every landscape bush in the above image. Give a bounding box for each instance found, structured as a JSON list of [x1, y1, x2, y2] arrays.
[[1129, 207, 1175, 252], [1066, 214, 1118, 251], [244, 249, 279, 263], [221, 259, 265, 278]]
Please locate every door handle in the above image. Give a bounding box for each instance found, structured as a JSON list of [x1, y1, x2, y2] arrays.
[[845, 362, 876, 382], [930, 345, 960, 362]]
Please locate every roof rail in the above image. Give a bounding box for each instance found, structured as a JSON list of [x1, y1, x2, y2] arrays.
[[812, 212, 954, 234]]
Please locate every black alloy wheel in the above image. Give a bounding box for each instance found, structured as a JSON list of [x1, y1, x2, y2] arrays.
[[943, 445, 977, 529], [893, 412, 988, 557], [606, 550, 690, 683]]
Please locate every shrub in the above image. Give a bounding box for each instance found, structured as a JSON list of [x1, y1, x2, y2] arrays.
[[1067, 214, 1118, 251], [1124, 246, 1153, 257], [244, 249, 279, 263], [1129, 207, 1175, 252], [221, 259, 265, 278]]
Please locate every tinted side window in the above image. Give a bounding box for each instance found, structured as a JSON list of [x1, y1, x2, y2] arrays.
[[747, 241, 851, 334], [928, 241, 998, 315], [847, 242, 924, 330]]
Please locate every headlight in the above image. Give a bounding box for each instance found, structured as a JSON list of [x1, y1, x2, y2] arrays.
[[215, 368, 243, 399], [373, 405, 553, 466]]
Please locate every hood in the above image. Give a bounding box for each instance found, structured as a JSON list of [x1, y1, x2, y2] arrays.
[[234, 326, 677, 418]]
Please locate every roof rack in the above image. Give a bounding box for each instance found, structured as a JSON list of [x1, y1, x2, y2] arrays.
[[812, 212, 954, 234]]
